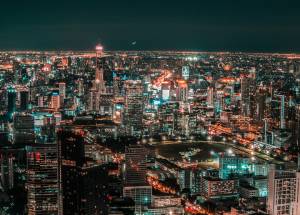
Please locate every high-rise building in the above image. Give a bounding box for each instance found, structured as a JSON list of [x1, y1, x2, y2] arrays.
[[50, 91, 60, 110], [7, 85, 17, 121], [124, 80, 144, 136], [58, 129, 107, 215], [255, 91, 266, 122], [0, 155, 14, 191], [13, 113, 35, 145], [20, 90, 29, 111], [158, 102, 179, 135], [124, 144, 152, 214], [88, 45, 107, 113], [176, 80, 188, 102], [267, 165, 296, 215], [94, 44, 106, 94], [124, 144, 148, 185], [207, 86, 214, 108], [26, 143, 59, 215], [178, 169, 194, 191], [280, 95, 285, 129], [240, 75, 255, 117], [58, 82, 66, 106], [161, 82, 170, 100], [94, 67, 106, 94], [182, 66, 190, 80]]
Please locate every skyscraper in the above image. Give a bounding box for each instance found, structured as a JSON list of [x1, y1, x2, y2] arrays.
[[0, 155, 14, 191], [7, 85, 17, 121], [176, 80, 188, 102], [26, 143, 59, 215], [267, 165, 296, 215], [13, 113, 35, 145], [240, 73, 256, 117], [50, 91, 60, 110], [58, 129, 107, 215], [124, 145, 148, 185], [280, 95, 285, 129], [182, 66, 190, 80], [88, 44, 106, 113], [207, 86, 214, 108], [20, 90, 29, 111], [94, 44, 106, 94], [58, 82, 66, 106], [123, 145, 152, 214], [124, 80, 144, 136]]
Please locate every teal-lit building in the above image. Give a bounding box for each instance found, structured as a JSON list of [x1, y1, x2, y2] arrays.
[[219, 154, 251, 179], [6, 86, 16, 121]]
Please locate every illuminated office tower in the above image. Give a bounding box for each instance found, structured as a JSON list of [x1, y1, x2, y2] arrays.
[[89, 90, 100, 112], [255, 91, 266, 122], [124, 80, 144, 136], [124, 145, 152, 214], [13, 113, 35, 145], [113, 76, 122, 96], [124, 145, 148, 185], [280, 95, 285, 129], [241, 73, 256, 117], [207, 86, 214, 107], [0, 155, 14, 190], [7, 85, 17, 121], [26, 143, 59, 215], [182, 66, 190, 80], [50, 91, 60, 110], [94, 66, 104, 91], [76, 79, 84, 96], [20, 90, 29, 111], [240, 76, 251, 116], [94, 67, 106, 93], [178, 169, 194, 191], [215, 90, 225, 114], [88, 45, 106, 112], [161, 82, 171, 100], [176, 80, 188, 102], [58, 129, 107, 215], [158, 102, 179, 135], [267, 165, 296, 215], [94, 44, 106, 94], [58, 82, 66, 105]]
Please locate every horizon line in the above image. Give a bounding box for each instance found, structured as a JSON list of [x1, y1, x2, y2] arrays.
[[0, 49, 300, 55]]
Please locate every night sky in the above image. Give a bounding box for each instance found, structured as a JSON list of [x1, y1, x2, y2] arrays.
[[1, 0, 300, 52]]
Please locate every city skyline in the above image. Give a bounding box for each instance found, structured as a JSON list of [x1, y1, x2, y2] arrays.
[[1, 1, 300, 215]]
